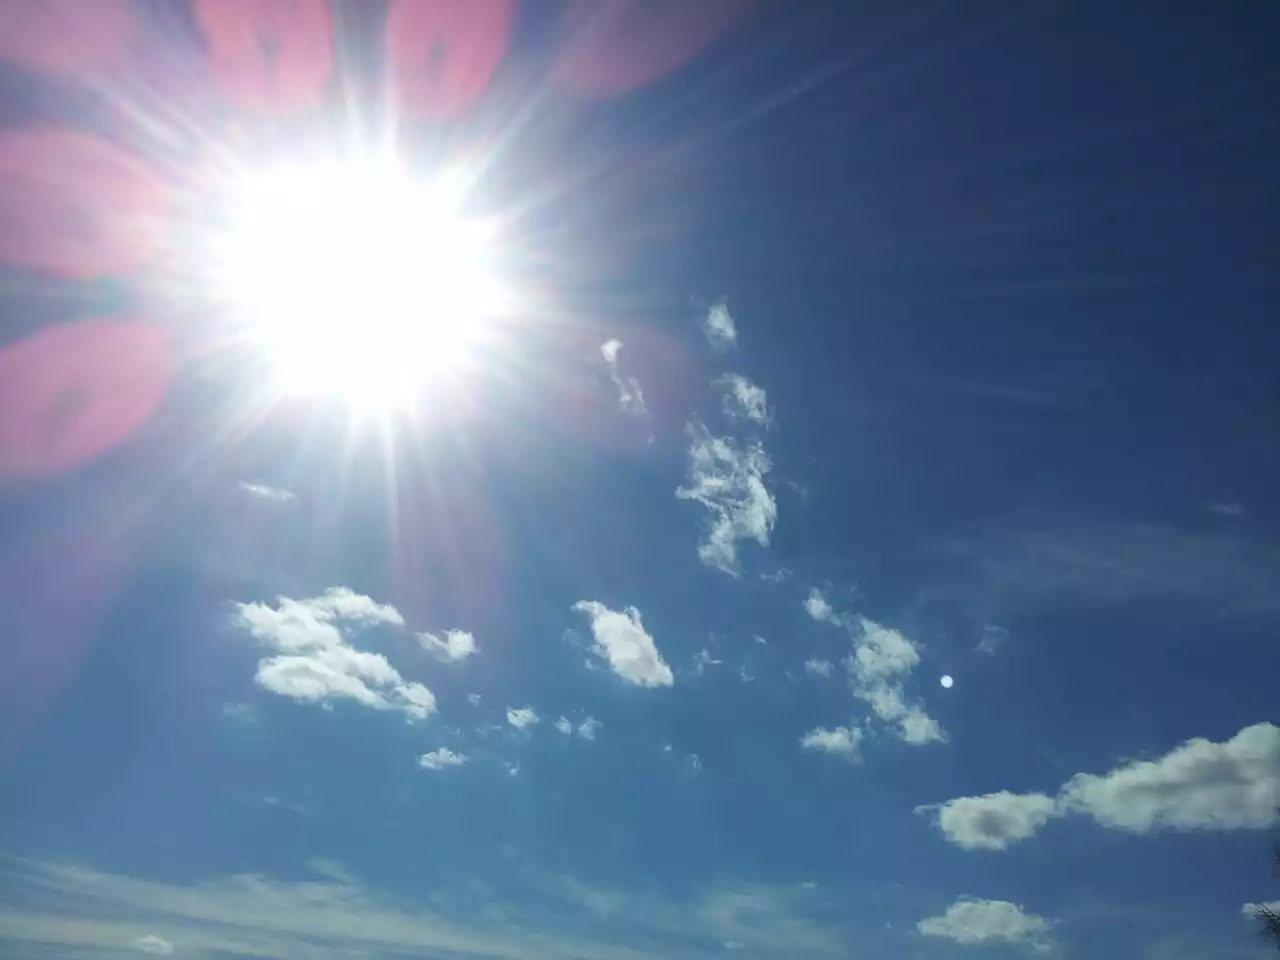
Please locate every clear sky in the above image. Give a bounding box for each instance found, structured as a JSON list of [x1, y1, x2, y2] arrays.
[[2, 2, 1279, 959]]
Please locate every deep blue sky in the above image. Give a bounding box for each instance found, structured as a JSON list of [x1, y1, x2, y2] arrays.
[[2, 2, 1279, 958]]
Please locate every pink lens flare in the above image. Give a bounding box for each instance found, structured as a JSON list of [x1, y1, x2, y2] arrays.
[[0, 127, 170, 279], [193, 0, 334, 111], [386, 0, 515, 119], [0, 320, 172, 481]]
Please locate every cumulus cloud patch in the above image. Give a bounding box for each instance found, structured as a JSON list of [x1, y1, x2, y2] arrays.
[[418, 748, 467, 771], [573, 601, 674, 687], [800, 725, 863, 760], [506, 707, 540, 730], [917, 898, 1053, 952], [133, 934, 174, 955], [700, 300, 737, 351], [918, 791, 1060, 851], [232, 589, 433, 720], [677, 421, 777, 575], [924, 723, 1280, 849], [804, 659, 834, 678], [418, 629, 478, 663]]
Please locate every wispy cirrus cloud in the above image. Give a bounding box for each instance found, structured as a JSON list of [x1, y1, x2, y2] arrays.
[[700, 300, 737, 351], [677, 421, 777, 575], [0, 855, 848, 960], [573, 600, 674, 687], [237, 481, 297, 504], [921, 722, 1280, 850], [232, 588, 433, 720], [600, 339, 650, 423], [719, 373, 771, 426]]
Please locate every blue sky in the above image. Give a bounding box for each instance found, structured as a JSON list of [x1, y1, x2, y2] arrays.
[[2, 2, 1280, 958]]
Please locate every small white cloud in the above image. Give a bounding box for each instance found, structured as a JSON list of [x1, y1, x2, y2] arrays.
[[804, 659, 833, 678], [600, 339, 649, 421], [573, 601, 674, 688], [917, 898, 1052, 951], [677, 421, 777, 575], [506, 707, 540, 730], [467, 693, 482, 706], [1058, 722, 1280, 833], [800, 725, 863, 760], [976, 623, 1008, 655], [1210, 501, 1245, 517], [417, 629, 478, 663], [693, 648, 723, 674], [506, 761, 521, 776], [803, 589, 835, 622], [1243, 901, 1280, 917], [133, 935, 174, 955], [700, 299, 738, 351], [577, 717, 603, 741], [724, 941, 745, 951], [752, 634, 768, 645], [238, 481, 297, 504], [719, 373, 771, 426], [554, 717, 573, 735], [418, 748, 466, 771], [919, 791, 1061, 851], [221, 702, 255, 723]]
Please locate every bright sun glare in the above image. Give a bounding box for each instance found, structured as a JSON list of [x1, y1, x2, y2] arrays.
[[217, 161, 504, 409]]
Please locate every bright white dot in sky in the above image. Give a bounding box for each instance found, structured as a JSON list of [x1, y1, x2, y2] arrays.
[[215, 160, 506, 409], [940, 674, 954, 688]]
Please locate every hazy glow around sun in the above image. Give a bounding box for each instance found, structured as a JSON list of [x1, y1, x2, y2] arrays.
[[216, 160, 505, 408]]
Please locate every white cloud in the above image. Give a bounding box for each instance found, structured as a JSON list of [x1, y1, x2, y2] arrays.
[[676, 421, 777, 575], [803, 589, 835, 622], [573, 601, 674, 687], [221, 702, 254, 723], [0, 857, 849, 960], [238, 481, 296, 504], [700, 300, 737, 351], [693, 648, 723, 674], [554, 717, 573, 735], [232, 590, 432, 721], [927, 723, 1280, 850], [467, 693, 482, 706], [724, 941, 745, 950], [720, 373, 771, 426], [1059, 722, 1280, 833], [418, 629, 478, 663], [848, 619, 945, 745], [917, 898, 1052, 952], [919, 791, 1061, 851], [506, 707, 540, 730], [418, 748, 467, 771], [804, 659, 833, 678], [1243, 901, 1280, 917], [600, 339, 649, 420], [578, 717, 603, 741], [800, 726, 862, 760], [133, 934, 174, 954]]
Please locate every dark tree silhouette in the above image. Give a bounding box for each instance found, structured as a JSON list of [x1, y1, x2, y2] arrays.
[[1253, 845, 1280, 950]]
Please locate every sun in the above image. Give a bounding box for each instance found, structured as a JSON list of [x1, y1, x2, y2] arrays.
[[214, 159, 506, 409]]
